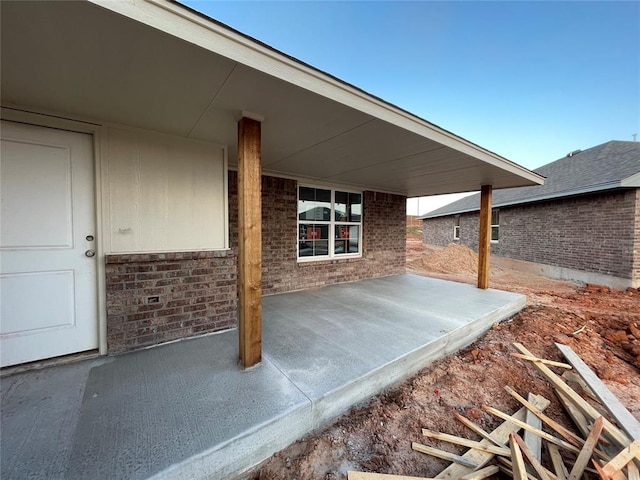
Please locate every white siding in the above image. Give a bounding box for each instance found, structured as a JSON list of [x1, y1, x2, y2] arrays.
[[105, 127, 226, 253]]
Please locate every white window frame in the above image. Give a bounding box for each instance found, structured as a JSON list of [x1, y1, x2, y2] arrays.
[[453, 216, 460, 240], [491, 209, 499, 243], [297, 184, 363, 262]]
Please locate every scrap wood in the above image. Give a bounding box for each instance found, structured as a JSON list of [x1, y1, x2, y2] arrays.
[[458, 465, 499, 480], [562, 371, 598, 402], [452, 412, 506, 447], [568, 416, 605, 480], [512, 433, 556, 480], [347, 472, 433, 480], [412, 442, 479, 468], [498, 458, 537, 480], [548, 444, 569, 480], [555, 343, 640, 442], [513, 343, 632, 449], [510, 353, 572, 369], [524, 392, 543, 462], [482, 405, 582, 454], [602, 440, 640, 477], [509, 435, 529, 480], [421, 428, 510, 456], [505, 386, 585, 448], [435, 395, 551, 480], [555, 390, 593, 439]]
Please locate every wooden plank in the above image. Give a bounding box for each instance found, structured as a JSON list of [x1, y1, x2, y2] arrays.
[[512, 433, 556, 480], [412, 442, 478, 468], [603, 440, 640, 477], [513, 343, 632, 449], [477, 185, 492, 289], [453, 412, 506, 447], [511, 353, 572, 369], [237, 117, 262, 368], [548, 444, 569, 480], [505, 386, 584, 447], [555, 390, 592, 438], [524, 392, 543, 462], [628, 461, 640, 480], [568, 416, 605, 480], [562, 370, 598, 401], [435, 395, 551, 480], [458, 465, 499, 480], [483, 405, 582, 454], [348, 472, 433, 480], [510, 433, 528, 480], [498, 459, 538, 480], [556, 343, 640, 442], [421, 428, 510, 456]]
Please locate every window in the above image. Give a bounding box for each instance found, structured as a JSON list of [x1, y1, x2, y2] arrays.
[[298, 186, 362, 260], [491, 209, 499, 242], [453, 216, 460, 240]]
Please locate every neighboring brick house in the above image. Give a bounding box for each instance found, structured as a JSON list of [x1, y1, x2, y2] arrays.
[[422, 141, 640, 289], [1, 1, 542, 367]]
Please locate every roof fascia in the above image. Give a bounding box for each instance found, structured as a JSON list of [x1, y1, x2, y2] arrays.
[[421, 181, 629, 219], [88, 0, 543, 187]]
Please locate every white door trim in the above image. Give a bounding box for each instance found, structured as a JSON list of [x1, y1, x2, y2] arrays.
[[1, 107, 108, 356]]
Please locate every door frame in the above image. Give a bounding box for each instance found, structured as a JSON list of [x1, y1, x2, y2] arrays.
[[1, 107, 108, 356]]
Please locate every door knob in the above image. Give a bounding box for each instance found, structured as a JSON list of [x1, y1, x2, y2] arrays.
[[85, 249, 96, 258]]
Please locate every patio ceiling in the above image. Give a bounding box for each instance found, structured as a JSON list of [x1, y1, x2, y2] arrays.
[[0, 0, 544, 197]]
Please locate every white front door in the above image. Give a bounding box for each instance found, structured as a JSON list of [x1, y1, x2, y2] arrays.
[[1, 121, 98, 367]]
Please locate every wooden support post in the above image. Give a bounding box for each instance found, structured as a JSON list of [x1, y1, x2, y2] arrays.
[[477, 184, 493, 289], [237, 117, 262, 368]]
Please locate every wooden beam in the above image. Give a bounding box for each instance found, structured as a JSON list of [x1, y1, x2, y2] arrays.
[[477, 185, 492, 289], [556, 342, 640, 441], [436, 394, 551, 480], [237, 117, 262, 368]]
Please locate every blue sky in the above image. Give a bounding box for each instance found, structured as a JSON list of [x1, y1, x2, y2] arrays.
[[182, 1, 638, 213]]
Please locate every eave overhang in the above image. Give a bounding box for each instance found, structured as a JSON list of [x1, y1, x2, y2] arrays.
[[1, 0, 544, 197]]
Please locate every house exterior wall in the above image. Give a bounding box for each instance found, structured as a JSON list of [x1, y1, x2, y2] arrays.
[[106, 171, 406, 353], [423, 190, 639, 284]]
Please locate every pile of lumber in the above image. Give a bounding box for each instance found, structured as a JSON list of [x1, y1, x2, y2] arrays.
[[348, 342, 639, 480]]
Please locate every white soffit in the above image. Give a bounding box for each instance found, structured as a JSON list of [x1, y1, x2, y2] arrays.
[[1, 0, 544, 197]]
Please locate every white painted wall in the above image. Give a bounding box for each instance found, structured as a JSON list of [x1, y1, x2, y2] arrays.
[[105, 127, 227, 253]]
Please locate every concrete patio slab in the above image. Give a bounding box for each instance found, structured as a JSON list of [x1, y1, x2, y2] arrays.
[[1, 274, 526, 480]]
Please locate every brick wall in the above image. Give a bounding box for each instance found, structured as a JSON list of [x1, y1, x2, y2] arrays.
[[105, 171, 406, 353], [422, 190, 639, 281], [259, 173, 406, 294], [632, 189, 640, 283]]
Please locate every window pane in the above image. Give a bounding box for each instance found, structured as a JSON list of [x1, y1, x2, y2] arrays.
[[335, 225, 359, 254], [349, 193, 362, 222], [491, 209, 499, 225], [335, 191, 362, 222], [491, 226, 499, 241], [298, 187, 331, 221], [299, 224, 329, 257]]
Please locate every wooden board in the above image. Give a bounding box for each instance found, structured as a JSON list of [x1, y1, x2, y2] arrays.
[[513, 343, 631, 449], [348, 472, 433, 480], [524, 392, 543, 462], [435, 394, 551, 480], [602, 440, 640, 477], [412, 442, 478, 468], [556, 343, 640, 441]]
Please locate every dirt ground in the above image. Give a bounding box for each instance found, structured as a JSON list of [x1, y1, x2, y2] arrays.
[[238, 235, 640, 480]]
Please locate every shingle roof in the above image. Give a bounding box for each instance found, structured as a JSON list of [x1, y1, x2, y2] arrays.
[[421, 140, 640, 218]]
